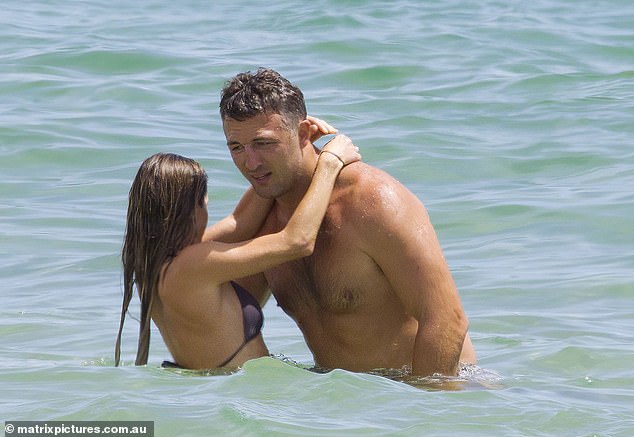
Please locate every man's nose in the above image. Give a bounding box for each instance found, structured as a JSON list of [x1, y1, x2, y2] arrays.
[[243, 146, 262, 171]]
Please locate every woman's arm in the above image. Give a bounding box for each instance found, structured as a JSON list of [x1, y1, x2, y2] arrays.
[[307, 115, 337, 142], [172, 135, 360, 286]]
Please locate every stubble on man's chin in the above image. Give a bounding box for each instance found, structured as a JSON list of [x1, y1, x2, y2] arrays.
[[250, 182, 282, 200], [254, 179, 299, 203]]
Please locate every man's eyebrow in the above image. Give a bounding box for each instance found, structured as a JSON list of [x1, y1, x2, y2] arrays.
[[252, 136, 278, 142], [226, 135, 278, 147]]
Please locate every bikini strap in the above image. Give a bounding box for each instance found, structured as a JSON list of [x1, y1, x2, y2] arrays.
[[217, 340, 248, 368]]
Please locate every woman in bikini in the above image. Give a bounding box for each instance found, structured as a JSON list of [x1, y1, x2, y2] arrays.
[[114, 123, 359, 370]]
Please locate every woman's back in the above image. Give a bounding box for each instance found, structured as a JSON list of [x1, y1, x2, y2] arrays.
[[154, 263, 268, 369]]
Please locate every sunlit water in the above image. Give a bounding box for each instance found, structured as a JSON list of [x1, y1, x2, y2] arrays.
[[2, 1, 633, 435]]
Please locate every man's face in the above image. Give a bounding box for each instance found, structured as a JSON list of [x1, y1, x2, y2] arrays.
[[223, 113, 304, 199]]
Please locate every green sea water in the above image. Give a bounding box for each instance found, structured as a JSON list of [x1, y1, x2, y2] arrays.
[[2, 1, 633, 436]]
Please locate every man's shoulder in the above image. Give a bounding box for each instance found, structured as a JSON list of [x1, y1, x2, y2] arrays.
[[339, 162, 399, 193], [336, 162, 421, 216]]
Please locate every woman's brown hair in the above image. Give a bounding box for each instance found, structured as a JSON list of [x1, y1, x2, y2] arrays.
[[115, 153, 208, 366]]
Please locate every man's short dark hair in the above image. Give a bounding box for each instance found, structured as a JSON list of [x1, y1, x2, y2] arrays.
[[220, 68, 307, 129]]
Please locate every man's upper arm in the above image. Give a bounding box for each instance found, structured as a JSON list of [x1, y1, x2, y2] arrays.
[[357, 180, 459, 314], [203, 187, 273, 243], [354, 174, 467, 373]]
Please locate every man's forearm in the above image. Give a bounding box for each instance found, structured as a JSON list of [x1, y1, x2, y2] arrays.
[[411, 318, 467, 377]]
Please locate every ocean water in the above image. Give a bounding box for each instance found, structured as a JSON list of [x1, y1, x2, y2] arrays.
[[2, 0, 633, 435]]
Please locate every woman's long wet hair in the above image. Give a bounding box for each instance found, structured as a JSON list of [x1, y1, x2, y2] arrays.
[[115, 153, 208, 366]]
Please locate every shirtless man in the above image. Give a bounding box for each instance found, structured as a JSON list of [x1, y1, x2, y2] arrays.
[[206, 68, 476, 377]]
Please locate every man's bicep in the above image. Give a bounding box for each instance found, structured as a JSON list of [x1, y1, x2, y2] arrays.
[[357, 180, 468, 375], [360, 186, 458, 318]]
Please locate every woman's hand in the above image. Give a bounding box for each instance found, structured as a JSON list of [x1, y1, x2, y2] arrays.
[[307, 115, 337, 143], [321, 134, 361, 166]]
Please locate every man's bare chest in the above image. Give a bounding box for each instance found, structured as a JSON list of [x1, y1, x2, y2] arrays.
[[266, 226, 380, 317], [260, 199, 380, 316]]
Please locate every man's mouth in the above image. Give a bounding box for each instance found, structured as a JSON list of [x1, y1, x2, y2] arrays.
[[251, 172, 272, 184]]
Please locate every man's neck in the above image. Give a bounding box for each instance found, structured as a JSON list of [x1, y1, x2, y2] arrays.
[[273, 146, 320, 222]]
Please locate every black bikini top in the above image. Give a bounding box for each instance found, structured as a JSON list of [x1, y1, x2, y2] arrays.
[[162, 281, 264, 369], [218, 281, 264, 366]]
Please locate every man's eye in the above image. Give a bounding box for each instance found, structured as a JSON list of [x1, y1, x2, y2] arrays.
[[255, 141, 275, 148], [230, 144, 244, 152]]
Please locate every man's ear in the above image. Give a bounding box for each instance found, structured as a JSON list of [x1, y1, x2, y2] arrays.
[[298, 119, 312, 147]]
